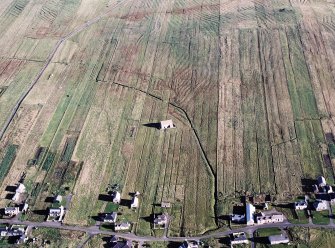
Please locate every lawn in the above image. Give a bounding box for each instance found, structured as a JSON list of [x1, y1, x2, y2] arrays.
[[311, 210, 330, 225]]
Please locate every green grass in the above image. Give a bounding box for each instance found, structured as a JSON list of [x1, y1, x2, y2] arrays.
[[104, 202, 119, 213], [328, 143, 335, 159], [289, 227, 335, 247], [0, 144, 18, 183], [256, 227, 282, 237], [311, 210, 330, 225]]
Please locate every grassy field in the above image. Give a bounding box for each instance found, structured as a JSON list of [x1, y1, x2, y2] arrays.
[[0, 0, 335, 238], [29, 227, 87, 248]]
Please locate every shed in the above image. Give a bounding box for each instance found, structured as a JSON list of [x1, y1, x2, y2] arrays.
[[160, 120, 176, 130]]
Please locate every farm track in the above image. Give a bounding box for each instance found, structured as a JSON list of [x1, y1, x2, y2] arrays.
[[1, 218, 335, 243], [0, 0, 128, 141]]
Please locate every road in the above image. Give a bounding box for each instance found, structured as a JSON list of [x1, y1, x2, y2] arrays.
[[0, 0, 128, 141], [1, 218, 335, 243]]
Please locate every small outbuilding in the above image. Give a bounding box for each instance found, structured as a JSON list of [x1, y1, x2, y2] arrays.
[[161, 202, 171, 208], [160, 120, 176, 130]]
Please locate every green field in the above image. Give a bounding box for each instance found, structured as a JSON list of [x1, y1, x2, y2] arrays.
[[0, 0, 335, 239]]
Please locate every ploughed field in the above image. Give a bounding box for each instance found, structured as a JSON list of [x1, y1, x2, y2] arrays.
[[0, 0, 334, 235]]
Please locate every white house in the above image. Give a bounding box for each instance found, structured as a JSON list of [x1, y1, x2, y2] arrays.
[[325, 185, 333, 193], [49, 208, 61, 217], [294, 201, 308, 210], [317, 176, 326, 187], [48, 206, 65, 222], [246, 203, 255, 225], [12, 184, 26, 203], [256, 213, 284, 225], [114, 222, 131, 231], [112, 191, 121, 204], [268, 234, 290, 245], [131, 196, 139, 209], [4, 207, 20, 216], [314, 200, 328, 211], [160, 120, 176, 130], [230, 232, 249, 245]]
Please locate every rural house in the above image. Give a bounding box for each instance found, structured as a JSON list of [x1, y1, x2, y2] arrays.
[[48, 206, 65, 222], [179, 240, 199, 248], [231, 214, 245, 224], [110, 240, 132, 248], [256, 212, 284, 225], [160, 120, 176, 130], [4, 207, 20, 216], [229, 232, 249, 245], [318, 176, 326, 187], [130, 192, 140, 209], [112, 191, 121, 204], [114, 222, 131, 231], [104, 212, 118, 223], [294, 201, 308, 210], [268, 234, 290, 245], [153, 214, 168, 228], [313, 200, 328, 211]]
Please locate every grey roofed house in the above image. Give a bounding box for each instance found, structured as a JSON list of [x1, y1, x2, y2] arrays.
[[160, 120, 176, 130], [104, 212, 118, 223], [110, 240, 132, 248], [230, 232, 249, 245], [294, 200, 308, 210], [179, 240, 199, 248], [154, 213, 168, 226], [268, 234, 290, 245], [231, 214, 245, 223]]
